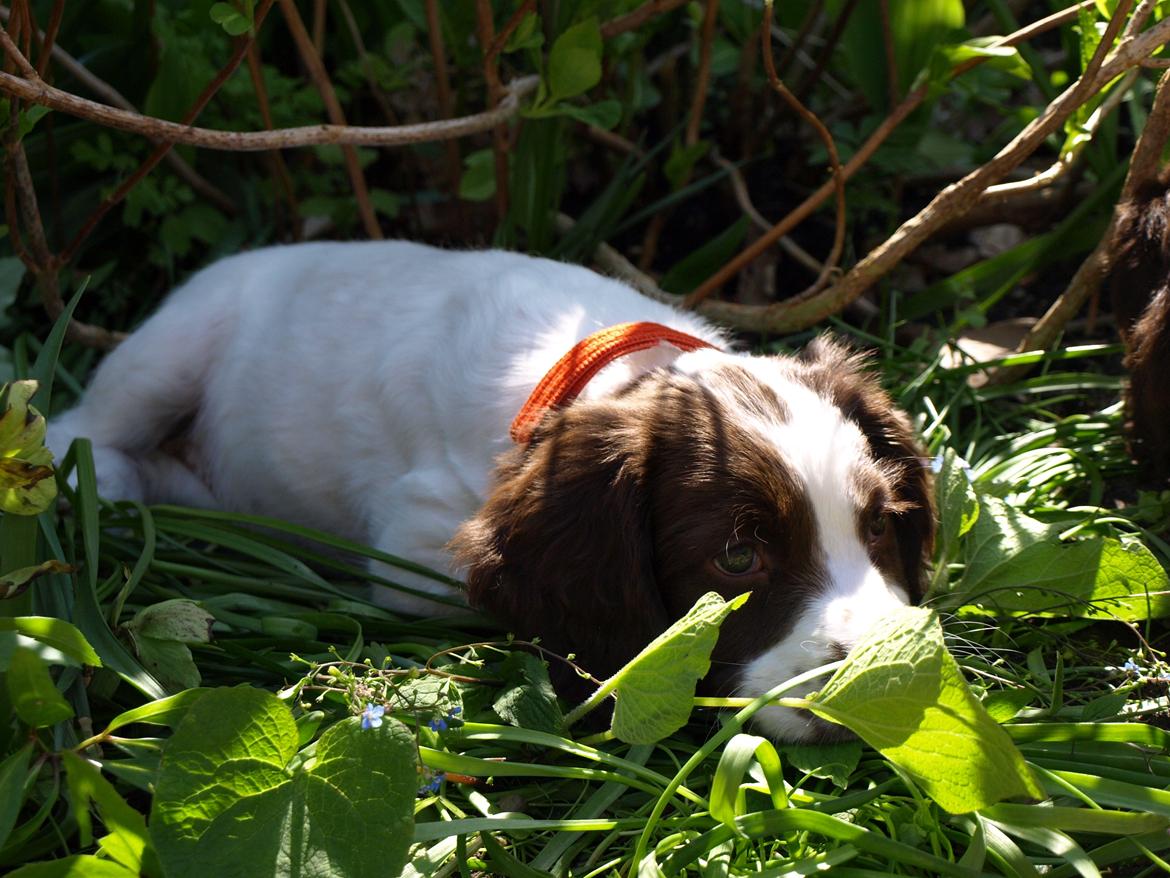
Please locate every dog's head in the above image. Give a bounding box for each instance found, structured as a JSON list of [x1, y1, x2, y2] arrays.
[[453, 337, 934, 740]]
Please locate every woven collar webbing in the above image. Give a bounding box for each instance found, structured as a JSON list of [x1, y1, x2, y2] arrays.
[[510, 321, 716, 443]]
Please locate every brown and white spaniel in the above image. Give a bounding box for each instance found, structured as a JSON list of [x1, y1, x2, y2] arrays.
[[48, 241, 934, 739]]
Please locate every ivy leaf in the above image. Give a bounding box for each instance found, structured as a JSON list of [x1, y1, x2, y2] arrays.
[[601, 592, 749, 744], [547, 17, 603, 102], [802, 606, 1042, 813], [151, 688, 417, 878]]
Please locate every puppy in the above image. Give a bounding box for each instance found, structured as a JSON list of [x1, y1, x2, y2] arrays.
[[48, 241, 934, 740]]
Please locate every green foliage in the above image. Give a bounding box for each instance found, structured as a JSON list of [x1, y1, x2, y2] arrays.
[[801, 606, 1043, 813], [5, 0, 1170, 874], [571, 591, 750, 744], [151, 688, 416, 878]]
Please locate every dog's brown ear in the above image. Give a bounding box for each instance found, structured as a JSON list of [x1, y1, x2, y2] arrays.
[[1108, 177, 1170, 483], [452, 400, 670, 679], [799, 336, 936, 597]]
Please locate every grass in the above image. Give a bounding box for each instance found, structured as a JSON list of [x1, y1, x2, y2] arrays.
[[7, 319, 1170, 877]]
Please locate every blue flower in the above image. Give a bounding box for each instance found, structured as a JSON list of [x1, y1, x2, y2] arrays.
[[930, 452, 945, 474], [417, 771, 446, 795], [1123, 659, 1141, 675], [427, 706, 463, 732], [361, 702, 385, 730]]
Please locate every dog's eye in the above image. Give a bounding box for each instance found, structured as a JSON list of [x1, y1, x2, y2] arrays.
[[868, 510, 889, 540], [714, 544, 761, 576]]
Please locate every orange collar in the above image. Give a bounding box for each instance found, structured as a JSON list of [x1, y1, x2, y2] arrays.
[[510, 321, 717, 443]]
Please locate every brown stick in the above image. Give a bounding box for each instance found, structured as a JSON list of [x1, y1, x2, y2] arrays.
[[600, 0, 689, 40], [0, 67, 539, 150], [32, 0, 59, 78], [424, 0, 463, 206], [475, 0, 509, 224], [278, 0, 381, 239]]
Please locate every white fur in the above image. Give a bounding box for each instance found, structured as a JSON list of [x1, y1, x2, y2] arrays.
[[48, 241, 911, 740]]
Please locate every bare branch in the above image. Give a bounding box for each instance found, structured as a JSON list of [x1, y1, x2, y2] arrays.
[[0, 67, 539, 150], [278, 0, 380, 239]]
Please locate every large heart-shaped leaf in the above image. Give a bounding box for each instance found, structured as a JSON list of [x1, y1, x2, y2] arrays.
[[151, 688, 416, 878]]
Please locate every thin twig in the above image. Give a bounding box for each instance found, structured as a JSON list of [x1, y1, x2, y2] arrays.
[[685, 0, 1146, 314], [600, 0, 689, 40], [687, 0, 844, 306], [424, 0, 463, 208], [640, 0, 719, 272], [685, 0, 718, 147], [32, 0, 59, 78], [278, 0, 381, 239], [713, 153, 823, 274], [990, 68, 1170, 383]]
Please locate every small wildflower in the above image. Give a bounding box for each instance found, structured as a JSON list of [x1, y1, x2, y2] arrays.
[[930, 451, 974, 482], [417, 769, 446, 796], [930, 452, 944, 474], [427, 706, 463, 732], [360, 702, 385, 730], [1123, 659, 1142, 676]]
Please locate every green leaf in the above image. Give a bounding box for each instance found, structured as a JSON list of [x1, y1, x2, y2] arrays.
[[0, 380, 56, 516], [100, 688, 209, 736], [151, 687, 417, 878], [8, 645, 74, 728], [8, 856, 138, 877], [547, 17, 602, 102], [779, 740, 863, 788], [664, 141, 710, 191], [131, 637, 201, 693], [935, 449, 978, 545], [459, 148, 497, 202], [125, 599, 215, 643], [0, 616, 102, 666], [209, 2, 253, 35], [542, 99, 622, 130], [0, 744, 32, 850], [710, 734, 787, 832], [493, 652, 564, 735], [604, 591, 750, 744], [63, 751, 151, 873], [958, 497, 1170, 619], [803, 606, 1043, 813], [0, 560, 73, 598]]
